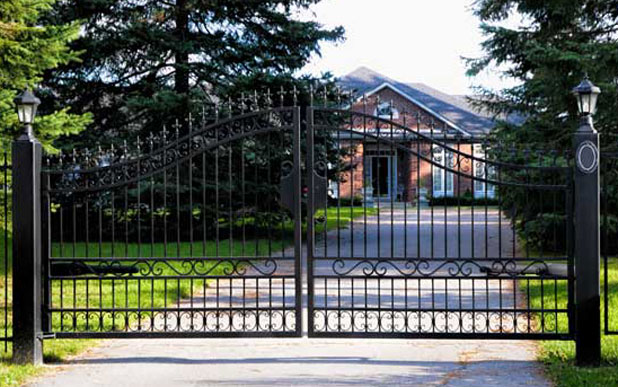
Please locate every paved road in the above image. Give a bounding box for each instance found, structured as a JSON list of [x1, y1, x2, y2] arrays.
[[30, 208, 551, 386]]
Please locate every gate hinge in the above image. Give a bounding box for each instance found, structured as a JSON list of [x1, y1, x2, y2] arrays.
[[37, 332, 56, 340]]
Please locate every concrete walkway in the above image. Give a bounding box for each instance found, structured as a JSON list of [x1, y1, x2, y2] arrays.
[[29, 208, 551, 386]]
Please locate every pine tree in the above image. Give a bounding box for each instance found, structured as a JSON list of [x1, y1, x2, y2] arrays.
[[467, 0, 618, 251], [43, 0, 344, 144], [467, 0, 618, 148], [0, 0, 91, 150]]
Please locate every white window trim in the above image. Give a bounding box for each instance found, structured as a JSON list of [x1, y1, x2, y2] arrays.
[[374, 101, 400, 120], [432, 145, 454, 197], [473, 144, 496, 199]]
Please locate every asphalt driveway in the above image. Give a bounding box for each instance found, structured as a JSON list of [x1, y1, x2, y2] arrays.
[[29, 207, 551, 387]]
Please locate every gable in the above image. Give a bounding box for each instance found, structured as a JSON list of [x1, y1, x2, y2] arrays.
[[361, 83, 473, 137], [339, 67, 495, 138]]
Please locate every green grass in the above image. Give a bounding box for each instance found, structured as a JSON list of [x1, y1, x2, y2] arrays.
[[314, 206, 377, 235], [525, 257, 618, 386], [0, 206, 374, 386]]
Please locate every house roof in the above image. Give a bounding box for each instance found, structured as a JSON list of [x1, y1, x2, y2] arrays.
[[338, 67, 496, 137]]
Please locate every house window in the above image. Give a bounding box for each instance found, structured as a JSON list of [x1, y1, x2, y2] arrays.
[[375, 102, 399, 119], [473, 144, 496, 198], [432, 145, 454, 197]]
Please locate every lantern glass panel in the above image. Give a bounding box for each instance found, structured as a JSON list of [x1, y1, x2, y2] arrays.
[[17, 104, 36, 124]]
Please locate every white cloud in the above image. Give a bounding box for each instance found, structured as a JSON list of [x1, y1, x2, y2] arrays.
[[300, 0, 520, 95]]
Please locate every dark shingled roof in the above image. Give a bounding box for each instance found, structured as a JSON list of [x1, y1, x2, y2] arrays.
[[338, 67, 496, 137]]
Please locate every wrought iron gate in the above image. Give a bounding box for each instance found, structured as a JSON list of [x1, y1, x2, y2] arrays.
[[33, 102, 577, 342], [306, 107, 574, 339], [42, 107, 302, 338]]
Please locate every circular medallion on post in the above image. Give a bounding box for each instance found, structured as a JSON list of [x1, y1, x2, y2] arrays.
[[576, 140, 599, 174]]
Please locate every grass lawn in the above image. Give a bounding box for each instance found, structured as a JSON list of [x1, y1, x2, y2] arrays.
[[526, 257, 618, 386], [0, 206, 375, 386]]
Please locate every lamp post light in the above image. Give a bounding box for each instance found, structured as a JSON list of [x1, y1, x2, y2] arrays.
[[572, 76, 601, 133], [572, 75, 602, 367], [11, 88, 43, 365], [13, 89, 40, 141]]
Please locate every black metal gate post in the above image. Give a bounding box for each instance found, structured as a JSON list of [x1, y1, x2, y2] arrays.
[[573, 114, 601, 366], [12, 128, 43, 364]]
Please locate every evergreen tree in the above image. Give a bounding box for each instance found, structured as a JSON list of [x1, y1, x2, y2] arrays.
[[43, 0, 344, 144], [467, 0, 618, 148], [466, 0, 618, 251], [0, 0, 91, 151]]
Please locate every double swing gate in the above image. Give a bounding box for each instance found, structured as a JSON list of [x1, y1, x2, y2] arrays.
[[40, 104, 573, 340], [12, 95, 604, 364]]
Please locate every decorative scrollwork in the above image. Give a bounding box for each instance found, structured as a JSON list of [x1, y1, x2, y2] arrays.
[[45, 108, 295, 193], [311, 309, 567, 335], [324, 258, 554, 278], [49, 257, 285, 278], [51, 308, 297, 334]]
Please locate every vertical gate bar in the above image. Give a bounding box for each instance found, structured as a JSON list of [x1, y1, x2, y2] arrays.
[[390, 104, 394, 259], [215, 125, 219, 258], [349, 111, 355, 330], [442, 124, 452, 333], [4, 151, 9, 350], [602, 157, 609, 335], [377, 109, 381, 261], [336, 116, 341, 330], [12, 130, 43, 364], [241, 134, 246, 257], [362, 99, 367, 260], [72, 186, 77, 331], [416, 117, 420, 260], [84, 158, 91, 329], [306, 106, 315, 336], [349, 111, 354, 260], [447, 138, 458, 333], [136, 142, 141, 327], [403, 114, 407, 262], [430, 121, 434, 261], [202, 149, 206, 258], [363, 103, 368, 333], [254, 135, 259, 258], [293, 107, 302, 336], [150, 140, 155, 258], [336, 112, 341, 259], [573, 116, 601, 366], [228, 127, 233, 259], [175, 126, 181, 258], [137, 141, 141, 258], [188, 118, 193, 259], [162, 128, 168, 258]]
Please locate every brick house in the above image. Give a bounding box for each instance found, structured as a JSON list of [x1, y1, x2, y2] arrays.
[[335, 67, 500, 203]]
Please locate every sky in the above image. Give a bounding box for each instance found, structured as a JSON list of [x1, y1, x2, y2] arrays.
[[300, 0, 519, 96]]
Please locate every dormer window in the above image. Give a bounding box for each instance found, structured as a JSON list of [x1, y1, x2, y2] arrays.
[[375, 102, 399, 119]]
